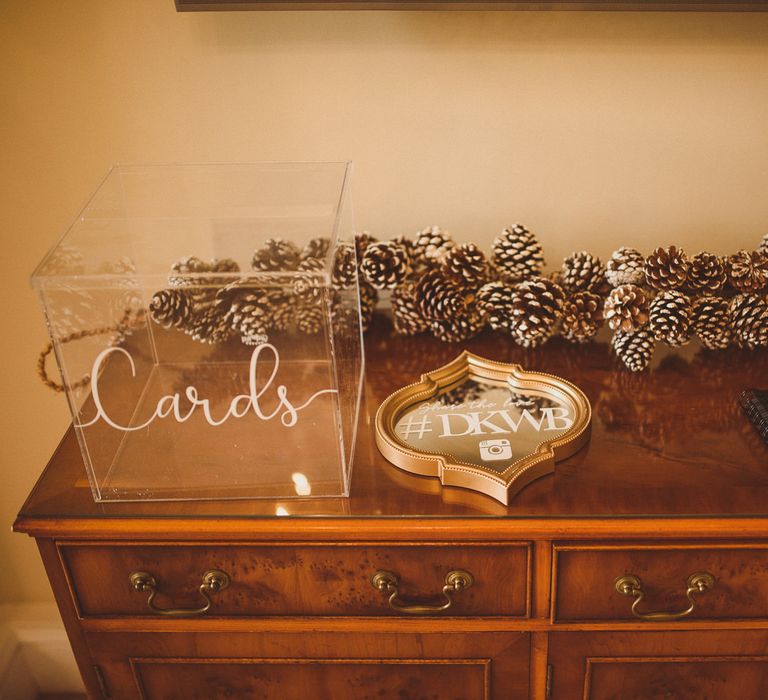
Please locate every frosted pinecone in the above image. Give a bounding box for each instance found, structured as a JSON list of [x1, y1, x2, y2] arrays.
[[360, 241, 410, 289], [392, 282, 428, 336], [412, 226, 455, 269], [359, 283, 379, 331], [293, 257, 326, 304], [648, 290, 692, 347], [727, 250, 768, 294], [605, 247, 645, 287], [430, 307, 485, 343], [759, 233, 768, 256], [691, 296, 731, 350], [603, 284, 650, 333], [332, 244, 358, 289], [298, 305, 325, 335], [491, 224, 545, 282], [415, 269, 468, 321], [476, 281, 514, 331], [508, 276, 565, 347], [644, 246, 690, 291], [688, 252, 727, 294], [729, 294, 768, 349], [560, 291, 604, 343], [442, 243, 491, 288], [301, 237, 331, 261], [561, 251, 605, 293], [251, 238, 301, 272], [186, 307, 233, 345], [354, 232, 378, 263], [612, 327, 655, 372], [149, 289, 192, 329]]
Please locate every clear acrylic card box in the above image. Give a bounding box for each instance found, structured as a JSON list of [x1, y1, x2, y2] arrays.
[[32, 163, 364, 502]]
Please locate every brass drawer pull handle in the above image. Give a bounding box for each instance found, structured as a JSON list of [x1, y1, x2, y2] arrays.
[[129, 570, 230, 617], [370, 569, 474, 615], [614, 572, 715, 622]]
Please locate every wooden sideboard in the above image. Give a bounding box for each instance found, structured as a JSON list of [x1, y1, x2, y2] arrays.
[[15, 317, 768, 699]]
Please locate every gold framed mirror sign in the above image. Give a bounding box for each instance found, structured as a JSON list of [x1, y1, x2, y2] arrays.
[[375, 351, 592, 505]]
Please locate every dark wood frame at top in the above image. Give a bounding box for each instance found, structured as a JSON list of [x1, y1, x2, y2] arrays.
[[175, 0, 768, 11]]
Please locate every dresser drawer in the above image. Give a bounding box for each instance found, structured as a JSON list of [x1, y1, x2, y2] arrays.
[[59, 542, 531, 618], [552, 544, 768, 623]]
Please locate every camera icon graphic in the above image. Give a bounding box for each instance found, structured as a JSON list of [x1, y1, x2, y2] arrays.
[[478, 438, 512, 462]]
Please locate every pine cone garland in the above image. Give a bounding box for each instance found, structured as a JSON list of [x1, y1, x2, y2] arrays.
[[442, 243, 490, 288], [301, 237, 331, 261], [332, 245, 358, 289], [392, 282, 429, 336], [691, 295, 731, 350], [612, 327, 655, 372], [727, 250, 768, 294], [649, 290, 692, 347], [560, 251, 605, 293], [412, 226, 455, 268], [415, 269, 468, 321], [603, 284, 650, 333], [508, 276, 566, 347], [561, 291, 604, 343], [360, 241, 410, 290], [476, 281, 514, 331], [430, 307, 485, 343], [492, 224, 544, 281], [729, 294, 768, 349], [149, 289, 192, 329], [251, 238, 301, 272], [688, 252, 727, 294], [644, 246, 690, 291], [605, 247, 645, 287]]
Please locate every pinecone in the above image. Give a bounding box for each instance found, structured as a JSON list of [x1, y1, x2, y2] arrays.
[[359, 282, 379, 331], [392, 282, 429, 336], [648, 290, 692, 347], [560, 291, 604, 343], [644, 246, 690, 291], [297, 305, 324, 335], [217, 280, 291, 340], [332, 245, 358, 289], [251, 238, 301, 272], [301, 237, 331, 261], [605, 247, 645, 287], [442, 243, 490, 288], [149, 289, 192, 329], [729, 294, 768, 349], [727, 250, 768, 294], [612, 327, 654, 372], [430, 307, 485, 343], [412, 226, 455, 268], [293, 257, 325, 304], [476, 281, 514, 331], [560, 251, 605, 293], [415, 269, 468, 321], [603, 284, 650, 333], [186, 306, 233, 345], [355, 232, 378, 263], [508, 276, 566, 347], [491, 224, 544, 281], [759, 233, 768, 256], [392, 235, 417, 268], [168, 256, 240, 297], [360, 241, 410, 289], [688, 252, 727, 293], [691, 295, 731, 350]]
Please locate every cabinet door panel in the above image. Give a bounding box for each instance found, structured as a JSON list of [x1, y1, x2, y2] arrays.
[[87, 630, 530, 700], [548, 631, 768, 700]]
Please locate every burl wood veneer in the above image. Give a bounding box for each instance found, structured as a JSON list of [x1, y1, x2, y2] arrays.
[[15, 317, 768, 699]]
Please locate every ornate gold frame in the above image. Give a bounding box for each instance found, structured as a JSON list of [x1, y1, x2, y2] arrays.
[[375, 351, 592, 505]]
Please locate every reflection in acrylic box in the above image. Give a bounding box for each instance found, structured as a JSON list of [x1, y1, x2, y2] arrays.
[[32, 163, 364, 502]]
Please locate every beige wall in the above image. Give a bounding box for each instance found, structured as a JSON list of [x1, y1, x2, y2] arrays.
[[1, 1, 767, 603]]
